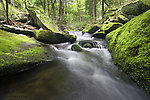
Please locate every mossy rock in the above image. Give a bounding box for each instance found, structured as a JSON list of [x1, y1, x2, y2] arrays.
[[106, 9, 150, 93], [35, 30, 76, 44], [91, 31, 106, 39], [101, 22, 123, 35], [120, 1, 150, 17], [0, 29, 50, 76], [71, 44, 82, 51], [117, 15, 129, 24]]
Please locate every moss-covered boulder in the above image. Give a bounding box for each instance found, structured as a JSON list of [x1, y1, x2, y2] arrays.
[[101, 22, 122, 35], [120, 1, 150, 17], [91, 32, 106, 39], [71, 44, 82, 51], [0, 25, 35, 37], [0, 29, 50, 76], [106, 10, 150, 93], [35, 30, 76, 44]]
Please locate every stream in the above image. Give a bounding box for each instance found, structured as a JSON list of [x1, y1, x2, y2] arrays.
[[0, 31, 149, 100]]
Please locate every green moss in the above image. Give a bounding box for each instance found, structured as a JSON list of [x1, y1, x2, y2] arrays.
[[0, 29, 48, 75], [106, 10, 150, 93]]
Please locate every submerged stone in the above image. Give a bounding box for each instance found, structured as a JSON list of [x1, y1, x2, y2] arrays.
[[83, 43, 92, 48], [71, 44, 82, 51]]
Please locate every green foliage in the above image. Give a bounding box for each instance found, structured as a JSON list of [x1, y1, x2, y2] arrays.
[[106, 9, 150, 92]]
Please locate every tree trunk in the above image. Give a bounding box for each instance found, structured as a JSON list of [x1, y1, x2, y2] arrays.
[[44, 0, 46, 13], [47, 0, 50, 17], [51, 0, 56, 20], [6, 0, 9, 24], [0, 0, 6, 18], [102, 0, 104, 19], [77, 0, 81, 22], [58, 0, 63, 26]]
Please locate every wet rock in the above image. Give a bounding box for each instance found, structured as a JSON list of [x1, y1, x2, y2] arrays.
[[101, 22, 122, 35], [87, 26, 100, 34], [79, 40, 97, 48], [71, 44, 82, 51], [91, 32, 106, 39]]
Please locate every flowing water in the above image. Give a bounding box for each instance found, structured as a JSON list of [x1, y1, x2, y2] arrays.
[[0, 31, 149, 100]]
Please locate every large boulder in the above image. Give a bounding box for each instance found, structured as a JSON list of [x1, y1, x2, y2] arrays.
[[0, 29, 51, 76], [106, 10, 150, 93], [35, 30, 77, 44], [120, 0, 150, 18]]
